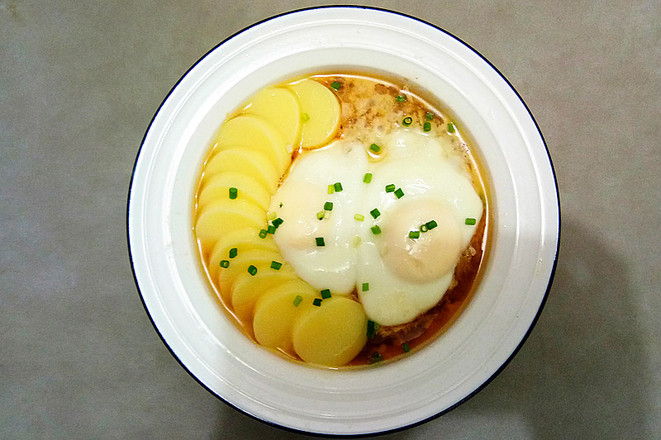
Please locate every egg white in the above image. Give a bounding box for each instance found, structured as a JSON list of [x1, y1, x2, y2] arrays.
[[270, 129, 483, 325], [269, 141, 367, 295]]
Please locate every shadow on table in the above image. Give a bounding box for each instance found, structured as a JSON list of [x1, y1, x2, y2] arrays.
[[452, 217, 650, 439], [209, 218, 650, 439]]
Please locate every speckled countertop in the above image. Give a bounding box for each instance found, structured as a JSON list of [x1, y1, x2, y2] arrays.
[[1, 1, 659, 438]]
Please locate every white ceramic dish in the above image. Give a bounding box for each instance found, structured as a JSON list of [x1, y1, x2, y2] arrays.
[[128, 6, 559, 436]]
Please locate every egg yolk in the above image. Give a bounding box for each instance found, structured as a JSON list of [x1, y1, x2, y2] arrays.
[[379, 198, 462, 283]]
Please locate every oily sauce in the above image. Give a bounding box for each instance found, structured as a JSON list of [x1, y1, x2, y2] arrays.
[[194, 72, 491, 368]]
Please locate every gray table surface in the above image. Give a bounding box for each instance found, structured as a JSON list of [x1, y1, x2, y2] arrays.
[[2, 1, 660, 439]]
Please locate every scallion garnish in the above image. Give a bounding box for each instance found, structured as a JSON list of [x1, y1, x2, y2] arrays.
[[247, 265, 257, 276], [272, 217, 284, 228], [385, 183, 396, 193], [320, 289, 331, 299], [324, 201, 333, 211], [354, 213, 365, 221], [366, 320, 379, 338], [423, 121, 432, 132], [315, 237, 325, 246], [362, 282, 369, 292], [293, 295, 303, 307], [279, 202, 283, 208], [370, 225, 382, 235], [402, 117, 413, 126], [229, 247, 238, 259], [267, 211, 277, 221], [426, 220, 438, 230], [267, 224, 276, 235], [370, 208, 381, 219], [448, 122, 455, 133], [313, 298, 322, 307], [317, 210, 325, 220], [301, 112, 310, 122], [228, 187, 238, 199], [465, 217, 476, 225], [333, 182, 343, 192], [258, 229, 268, 238], [394, 188, 405, 199], [363, 173, 373, 183], [419, 224, 428, 232], [219, 259, 229, 268], [330, 81, 341, 90], [369, 143, 381, 153], [426, 112, 434, 120], [402, 342, 410, 353], [408, 230, 420, 239], [396, 95, 406, 102], [328, 184, 334, 194], [368, 352, 383, 364], [270, 261, 282, 270]]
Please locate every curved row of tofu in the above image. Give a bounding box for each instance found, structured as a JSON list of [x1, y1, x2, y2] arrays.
[[194, 79, 368, 367]]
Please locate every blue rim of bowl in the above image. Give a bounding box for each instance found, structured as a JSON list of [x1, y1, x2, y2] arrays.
[[126, 5, 561, 437]]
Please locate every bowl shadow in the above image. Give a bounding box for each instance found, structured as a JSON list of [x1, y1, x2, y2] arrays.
[[208, 218, 650, 439], [446, 217, 650, 439]]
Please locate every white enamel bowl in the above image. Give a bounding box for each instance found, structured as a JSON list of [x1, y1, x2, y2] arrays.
[[128, 7, 559, 436]]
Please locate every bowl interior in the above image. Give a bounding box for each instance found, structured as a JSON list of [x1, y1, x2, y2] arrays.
[[128, 7, 559, 436]]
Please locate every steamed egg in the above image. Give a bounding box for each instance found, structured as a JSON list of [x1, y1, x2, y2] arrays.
[[269, 142, 367, 295], [270, 128, 483, 326]]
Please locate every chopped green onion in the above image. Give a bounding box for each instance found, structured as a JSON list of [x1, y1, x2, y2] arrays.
[[394, 188, 405, 199], [229, 247, 238, 259], [370, 225, 382, 235], [419, 224, 428, 233], [408, 230, 420, 239], [267, 211, 277, 221], [426, 220, 438, 230], [426, 112, 434, 120], [366, 320, 379, 338], [396, 95, 406, 102], [465, 217, 477, 225], [313, 298, 322, 307], [328, 184, 334, 194], [317, 210, 325, 220], [362, 282, 369, 292], [448, 122, 455, 133], [219, 259, 229, 268], [330, 81, 341, 90], [301, 112, 310, 122], [270, 261, 282, 270], [333, 182, 343, 192], [423, 121, 432, 132], [272, 217, 284, 228], [363, 172, 373, 183], [315, 237, 325, 246], [258, 229, 268, 238], [402, 117, 413, 126], [354, 213, 365, 221], [267, 225, 276, 234], [369, 143, 381, 153], [228, 187, 238, 199], [368, 352, 383, 364], [279, 202, 283, 208], [385, 183, 396, 193], [370, 208, 381, 219], [402, 342, 410, 353], [293, 295, 303, 307], [247, 265, 257, 276], [320, 289, 331, 299], [324, 201, 333, 211]]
